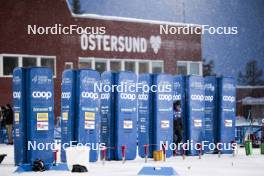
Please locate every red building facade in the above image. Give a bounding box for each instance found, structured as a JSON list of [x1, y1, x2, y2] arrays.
[[0, 0, 202, 117]]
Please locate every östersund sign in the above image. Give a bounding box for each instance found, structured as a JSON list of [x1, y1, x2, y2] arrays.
[[80, 34, 161, 54]]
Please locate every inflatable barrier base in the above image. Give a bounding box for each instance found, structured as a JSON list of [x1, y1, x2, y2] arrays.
[[137, 167, 179, 176], [14, 163, 68, 173]]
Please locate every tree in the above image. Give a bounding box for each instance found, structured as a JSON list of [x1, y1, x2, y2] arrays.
[[238, 60, 263, 85], [72, 0, 82, 14], [203, 59, 216, 76]]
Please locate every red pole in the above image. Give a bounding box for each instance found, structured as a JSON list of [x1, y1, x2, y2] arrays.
[[182, 144, 186, 160], [197, 143, 202, 159], [53, 150, 58, 165], [121, 145, 126, 164], [162, 143, 166, 161], [217, 143, 221, 158], [174, 144, 177, 157], [144, 144, 148, 163], [102, 147, 107, 164], [231, 140, 236, 157]]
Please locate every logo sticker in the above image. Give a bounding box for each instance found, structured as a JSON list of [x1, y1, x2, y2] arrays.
[[15, 113, 20, 123], [224, 120, 233, 127], [124, 120, 133, 129], [193, 119, 202, 127], [62, 112, 68, 121], [161, 120, 170, 128]]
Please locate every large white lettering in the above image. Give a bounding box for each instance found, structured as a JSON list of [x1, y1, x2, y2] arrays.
[[81, 34, 147, 53]]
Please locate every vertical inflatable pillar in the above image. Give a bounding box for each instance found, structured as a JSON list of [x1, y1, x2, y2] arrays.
[[76, 69, 100, 162], [26, 67, 54, 164], [115, 72, 137, 160], [204, 76, 217, 153], [60, 69, 76, 162], [100, 71, 116, 160], [13, 68, 27, 165], [185, 75, 204, 156], [138, 74, 153, 158], [172, 75, 186, 153], [217, 77, 236, 154], [153, 74, 173, 158]]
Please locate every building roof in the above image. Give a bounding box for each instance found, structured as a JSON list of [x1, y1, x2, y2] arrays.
[[66, 0, 201, 27]]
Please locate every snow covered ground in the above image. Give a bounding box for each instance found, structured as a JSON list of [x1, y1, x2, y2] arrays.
[[1, 144, 264, 176]]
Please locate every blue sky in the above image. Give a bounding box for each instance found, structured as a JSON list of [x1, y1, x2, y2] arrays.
[[68, 0, 264, 80]]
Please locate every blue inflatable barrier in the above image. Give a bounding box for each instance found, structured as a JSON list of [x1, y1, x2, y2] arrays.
[[138, 74, 153, 158], [60, 69, 77, 162], [26, 67, 54, 164], [13, 68, 27, 165], [100, 71, 116, 160], [76, 69, 101, 162], [217, 77, 236, 154], [115, 72, 137, 160], [152, 74, 173, 158], [185, 75, 204, 156], [204, 76, 217, 153]]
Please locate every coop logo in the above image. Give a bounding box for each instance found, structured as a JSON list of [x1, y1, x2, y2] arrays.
[[204, 96, 214, 102], [32, 91, 52, 99], [81, 92, 99, 100], [138, 94, 148, 100], [158, 94, 172, 101], [120, 93, 136, 100], [101, 93, 110, 100], [13, 92, 21, 99], [191, 94, 204, 101], [61, 92, 71, 99], [223, 96, 235, 103], [173, 94, 181, 101]]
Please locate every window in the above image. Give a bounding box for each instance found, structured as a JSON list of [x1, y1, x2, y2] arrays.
[[78, 57, 164, 74], [65, 62, 73, 69], [190, 62, 200, 75], [79, 60, 92, 69], [110, 60, 121, 71], [177, 61, 202, 76], [177, 62, 187, 75], [0, 54, 56, 77], [23, 57, 37, 67], [41, 58, 55, 76], [152, 61, 163, 73], [125, 61, 135, 72], [95, 60, 107, 73], [138, 62, 149, 73], [3, 56, 18, 76]]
